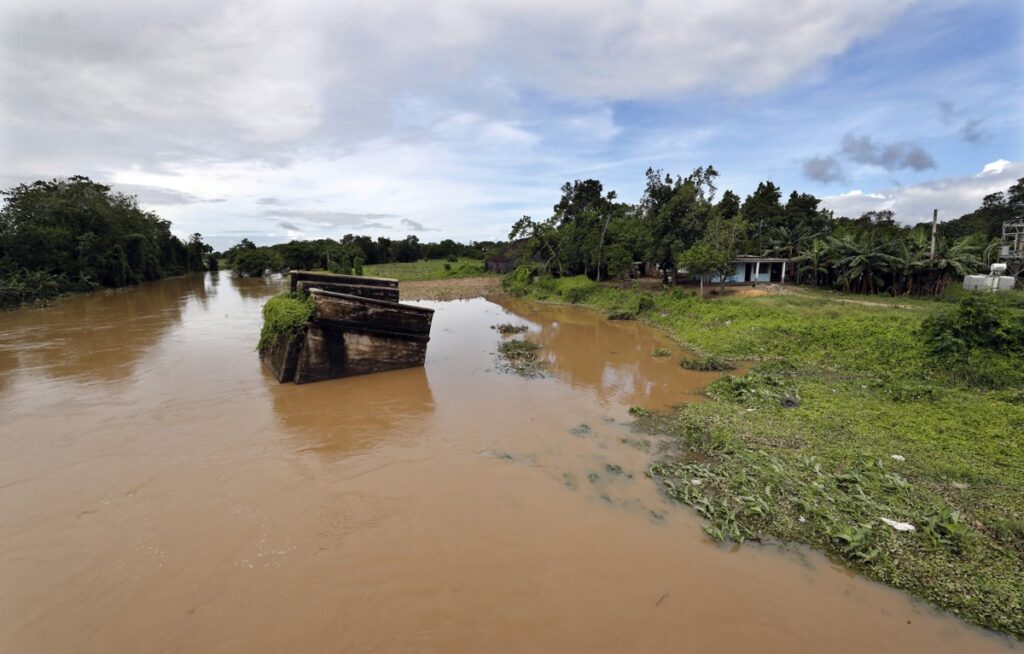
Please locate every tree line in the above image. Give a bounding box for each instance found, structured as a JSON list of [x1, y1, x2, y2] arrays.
[[508, 166, 1023, 296], [224, 235, 496, 277], [0, 176, 211, 308]]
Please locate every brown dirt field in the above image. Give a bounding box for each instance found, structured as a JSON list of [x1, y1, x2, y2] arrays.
[[399, 276, 504, 301]]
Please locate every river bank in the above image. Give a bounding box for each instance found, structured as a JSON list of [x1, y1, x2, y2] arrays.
[[507, 274, 1024, 639], [2, 273, 1015, 652]]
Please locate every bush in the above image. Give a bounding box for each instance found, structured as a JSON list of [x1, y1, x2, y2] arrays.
[[557, 276, 598, 303], [503, 265, 539, 296], [919, 295, 1024, 388], [258, 292, 314, 352], [607, 292, 655, 320]]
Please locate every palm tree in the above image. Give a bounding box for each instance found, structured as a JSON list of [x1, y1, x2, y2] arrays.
[[763, 225, 815, 259], [829, 231, 898, 294], [912, 234, 983, 296], [795, 237, 831, 287]]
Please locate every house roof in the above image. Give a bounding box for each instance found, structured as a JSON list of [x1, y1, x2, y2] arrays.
[[733, 255, 792, 263]]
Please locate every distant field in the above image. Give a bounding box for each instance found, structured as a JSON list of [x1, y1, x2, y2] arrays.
[[363, 258, 492, 281]]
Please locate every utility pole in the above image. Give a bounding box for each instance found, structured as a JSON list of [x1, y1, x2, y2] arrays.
[[929, 209, 938, 260]]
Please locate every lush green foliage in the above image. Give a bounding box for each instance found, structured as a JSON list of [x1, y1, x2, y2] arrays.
[[506, 167, 1021, 296], [257, 292, 315, 352], [0, 176, 209, 307], [224, 234, 495, 278], [523, 277, 1024, 637], [919, 294, 1024, 388]]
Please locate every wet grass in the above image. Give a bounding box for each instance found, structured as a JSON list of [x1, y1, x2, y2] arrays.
[[363, 258, 492, 281], [680, 354, 735, 371], [651, 347, 672, 357], [515, 275, 1024, 639]]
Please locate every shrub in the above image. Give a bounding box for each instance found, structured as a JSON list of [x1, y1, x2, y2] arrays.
[[919, 295, 1024, 388], [557, 276, 598, 303], [258, 292, 314, 352], [503, 265, 539, 296]]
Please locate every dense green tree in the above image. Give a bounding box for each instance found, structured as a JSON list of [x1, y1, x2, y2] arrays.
[[0, 176, 208, 306]]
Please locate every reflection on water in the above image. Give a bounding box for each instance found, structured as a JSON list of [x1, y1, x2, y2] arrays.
[[494, 296, 720, 409], [273, 366, 435, 457], [0, 274, 217, 383], [0, 276, 1014, 654]]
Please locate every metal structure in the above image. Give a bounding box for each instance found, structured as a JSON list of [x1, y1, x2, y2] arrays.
[[999, 219, 1024, 288]]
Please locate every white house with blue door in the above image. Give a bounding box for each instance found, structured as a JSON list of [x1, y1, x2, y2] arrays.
[[681, 255, 793, 284]]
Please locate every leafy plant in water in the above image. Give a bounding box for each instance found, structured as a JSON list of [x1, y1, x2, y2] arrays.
[[680, 355, 734, 371], [492, 323, 528, 335], [258, 292, 314, 352], [496, 338, 543, 376]]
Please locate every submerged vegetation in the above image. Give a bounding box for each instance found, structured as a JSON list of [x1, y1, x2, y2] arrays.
[[514, 273, 1024, 638], [496, 337, 543, 377], [492, 322, 529, 335], [0, 176, 210, 308], [257, 292, 315, 353], [680, 355, 735, 371]]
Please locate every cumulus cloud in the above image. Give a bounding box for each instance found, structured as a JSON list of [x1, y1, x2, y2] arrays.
[[821, 160, 1023, 223], [840, 133, 936, 171], [802, 156, 845, 183]]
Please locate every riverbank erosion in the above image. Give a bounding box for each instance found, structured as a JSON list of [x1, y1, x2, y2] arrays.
[[506, 272, 1024, 639]]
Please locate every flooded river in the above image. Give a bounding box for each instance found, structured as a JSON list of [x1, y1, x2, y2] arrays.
[[0, 274, 1015, 653]]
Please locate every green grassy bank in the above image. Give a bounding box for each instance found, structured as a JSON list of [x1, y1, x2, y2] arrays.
[[508, 271, 1024, 639], [363, 258, 491, 281]]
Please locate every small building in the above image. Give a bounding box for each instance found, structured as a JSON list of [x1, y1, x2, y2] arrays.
[[682, 255, 794, 284]]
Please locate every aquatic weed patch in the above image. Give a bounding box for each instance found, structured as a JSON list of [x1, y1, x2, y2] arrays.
[[492, 323, 529, 335], [496, 337, 544, 377], [680, 354, 735, 371], [258, 292, 314, 352]]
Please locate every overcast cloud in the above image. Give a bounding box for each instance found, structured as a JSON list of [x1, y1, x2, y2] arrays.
[[1, 0, 1021, 247]]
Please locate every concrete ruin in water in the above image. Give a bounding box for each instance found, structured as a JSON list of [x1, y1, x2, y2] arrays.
[[262, 271, 434, 384]]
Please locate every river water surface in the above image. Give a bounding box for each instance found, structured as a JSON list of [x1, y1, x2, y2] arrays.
[[0, 274, 1015, 653]]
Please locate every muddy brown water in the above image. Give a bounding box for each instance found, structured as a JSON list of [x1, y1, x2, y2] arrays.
[[0, 274, 1015, 653]]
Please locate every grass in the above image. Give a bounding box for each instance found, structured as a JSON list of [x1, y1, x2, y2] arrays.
[[362, 258, 492, 281], [258, 292, 314, 352], [513, 272, 1024, 639]]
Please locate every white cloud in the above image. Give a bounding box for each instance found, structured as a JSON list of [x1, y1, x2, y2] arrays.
[[979, 159, 1012, 176], [822, 160, 1023, 223]]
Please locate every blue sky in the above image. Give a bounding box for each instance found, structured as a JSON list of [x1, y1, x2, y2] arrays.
[[1, 0, 1021, 249]]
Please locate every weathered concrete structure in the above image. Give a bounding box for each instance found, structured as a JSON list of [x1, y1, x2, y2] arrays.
[[263, 272, 434, 384]]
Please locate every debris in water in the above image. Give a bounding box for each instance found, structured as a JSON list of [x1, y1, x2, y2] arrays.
[[481, 450, 515, 461], [569, 424, 592, 436], [605, 463, 624, 476], [587, 472, 600, 483]]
